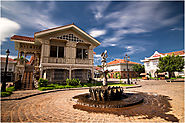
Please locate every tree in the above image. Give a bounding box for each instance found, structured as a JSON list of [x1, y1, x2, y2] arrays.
[[14, 56, 29, 64], [132, 64, 145, 77], [157, 54, 184, 78]]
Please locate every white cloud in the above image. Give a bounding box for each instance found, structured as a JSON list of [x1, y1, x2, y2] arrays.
[[94, 54, 101, 58], [170, 27, 183, 31], [99, 2, 182, 48], [105, 2, 182, 31], [94, 54, 102, 65], [0, 17, 20, 45], [124, 45, 146, 55], [89, 2, 110, 20], [101, 37, 121, 47], [89, 29, 106, 37], [2, 2, 59, 30]]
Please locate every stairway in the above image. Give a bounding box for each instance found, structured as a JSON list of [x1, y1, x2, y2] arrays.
[[21, 65, 34, 90]]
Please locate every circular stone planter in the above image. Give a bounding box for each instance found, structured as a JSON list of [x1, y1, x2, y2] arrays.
[[73, 92, 144, 108]]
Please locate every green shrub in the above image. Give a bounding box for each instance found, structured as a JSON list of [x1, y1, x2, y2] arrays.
[[83, 85, 88, 87], [6, 86, 15, 92], [1, 92, 12, 97], [38, 78, 48, 87], [119, 80, 123, 84], [170, 77, 176, 80], [66, 78, 81, 86], [1, 86, 15, 97]]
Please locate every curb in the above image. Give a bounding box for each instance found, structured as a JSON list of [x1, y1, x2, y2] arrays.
[[1, 85, 142, 101]]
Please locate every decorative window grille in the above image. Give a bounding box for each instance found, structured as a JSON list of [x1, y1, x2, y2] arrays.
[[57, 34, 83, 42]]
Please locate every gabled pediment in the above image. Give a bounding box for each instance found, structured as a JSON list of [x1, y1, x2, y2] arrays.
[[34, 24, 101, 47]]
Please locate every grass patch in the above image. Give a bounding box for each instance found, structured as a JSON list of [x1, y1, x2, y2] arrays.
[[38, 82, 135, 91], [108, 84, 135, 87]]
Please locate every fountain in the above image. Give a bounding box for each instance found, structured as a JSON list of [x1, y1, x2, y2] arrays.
[[73, 50, 144, 109]]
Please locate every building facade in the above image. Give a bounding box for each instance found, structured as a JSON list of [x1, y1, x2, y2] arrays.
[[1, 57, 16, 82], [11, 24, 100, 89], [107, 59, 140, 79], [140, 50, 185, 77]]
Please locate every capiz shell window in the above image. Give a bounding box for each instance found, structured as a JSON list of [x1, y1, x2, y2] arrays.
[[58, 47, 64, 58], [50, 46, 64, 58], [50, 46, 57, 57], [83, 49, 88, 59], [76, 48, 82, 59], [76, 48, 88, 59]]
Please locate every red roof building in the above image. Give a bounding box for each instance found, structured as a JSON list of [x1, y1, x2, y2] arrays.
[[106, 59, 140, 79]]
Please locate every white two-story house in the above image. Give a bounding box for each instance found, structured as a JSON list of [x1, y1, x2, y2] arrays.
[[141, 50, 185, 77]]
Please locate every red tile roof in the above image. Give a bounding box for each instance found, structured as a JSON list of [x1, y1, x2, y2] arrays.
[[95, 66, 102, 70], [11, 35, 35, 42], [107, 59, 140, 65], [162, 50, 184, 56], [1, 57, 16, 63]]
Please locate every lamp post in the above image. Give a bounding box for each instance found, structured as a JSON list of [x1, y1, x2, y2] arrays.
[[124, 54, 130, 84], [1, 49, 10, 92]]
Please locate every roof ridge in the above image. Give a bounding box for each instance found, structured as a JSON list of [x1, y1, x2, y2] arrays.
[[34, 23, 74, 34]]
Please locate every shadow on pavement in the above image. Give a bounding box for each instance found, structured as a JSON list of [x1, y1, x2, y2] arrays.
[[73, 92, 179, 122]]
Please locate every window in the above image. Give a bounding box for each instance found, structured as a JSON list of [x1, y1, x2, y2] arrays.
[[50, 46, 57, 57], [50, 46, 64, 58], [76, 48, 88, 59], [76, 48, 82, 58], [58, 47, 64, 58], [83, 49, 88, 59]]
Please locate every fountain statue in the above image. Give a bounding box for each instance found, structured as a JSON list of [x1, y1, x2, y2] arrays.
[[101, 50, 108, 86]]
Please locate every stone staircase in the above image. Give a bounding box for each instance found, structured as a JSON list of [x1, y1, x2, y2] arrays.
[[21, 65, 34, 90]]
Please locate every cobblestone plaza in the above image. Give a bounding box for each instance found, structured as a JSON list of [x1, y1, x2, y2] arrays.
[[1, 80, 184, 122]]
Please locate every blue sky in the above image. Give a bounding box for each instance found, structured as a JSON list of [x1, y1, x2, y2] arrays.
[[1, 1, 184, 65]]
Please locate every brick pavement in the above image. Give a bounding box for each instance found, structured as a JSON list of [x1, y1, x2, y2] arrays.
[[1, 80, 184, 122]]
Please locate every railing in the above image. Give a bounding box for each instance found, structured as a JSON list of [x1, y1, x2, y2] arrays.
[[48, 58, 66, 64], [75, 59, 90, 64]]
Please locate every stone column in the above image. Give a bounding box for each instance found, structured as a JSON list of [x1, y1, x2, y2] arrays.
[[92, 67, 94, 79], [17, 51, 20, 65], [24, 52, 27, 66], [69, 66, 72, 79]]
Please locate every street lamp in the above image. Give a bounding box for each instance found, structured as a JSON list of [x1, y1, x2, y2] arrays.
[[124, 54, 130, 84], [1, 49, 10, 92]]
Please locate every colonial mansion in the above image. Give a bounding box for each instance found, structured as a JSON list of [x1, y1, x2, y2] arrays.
[[11, 24, 100, 89]]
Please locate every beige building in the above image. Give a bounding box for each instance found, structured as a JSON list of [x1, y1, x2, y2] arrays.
[[11, 24, 100, 89]]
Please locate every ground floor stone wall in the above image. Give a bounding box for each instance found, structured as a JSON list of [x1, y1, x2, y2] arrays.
[[41, 64, 93, 83]]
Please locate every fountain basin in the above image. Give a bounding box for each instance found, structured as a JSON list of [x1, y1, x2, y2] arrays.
[[73, 92, 144, 108]]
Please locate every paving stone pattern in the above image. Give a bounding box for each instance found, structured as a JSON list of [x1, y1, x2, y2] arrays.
[[1, 80, 184, 122]]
